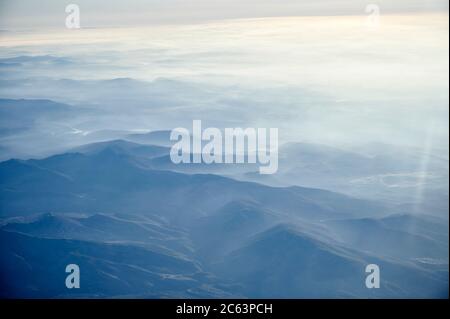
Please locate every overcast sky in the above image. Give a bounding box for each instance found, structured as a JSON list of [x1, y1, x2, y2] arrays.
[[0, 0, 448, 29]]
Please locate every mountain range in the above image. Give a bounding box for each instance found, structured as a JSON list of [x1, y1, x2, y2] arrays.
[[0, 138, 447, 298]]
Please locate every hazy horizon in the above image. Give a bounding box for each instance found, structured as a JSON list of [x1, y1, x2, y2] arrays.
[[1, 13, 448, 154]]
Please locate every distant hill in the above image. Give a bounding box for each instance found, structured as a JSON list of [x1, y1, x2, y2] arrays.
[[213, 224, 448, 298], [125, 130, 175, 147], [0, 230, 230, 298], [0, 142, 385, 222]]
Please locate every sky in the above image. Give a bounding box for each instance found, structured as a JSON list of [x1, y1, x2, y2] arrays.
[[0, 0, 448, 29]]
